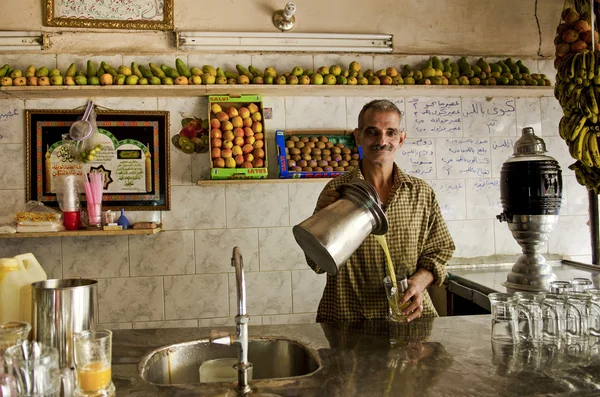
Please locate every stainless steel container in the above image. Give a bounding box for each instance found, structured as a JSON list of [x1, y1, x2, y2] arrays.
[[293, 179, 388, 275], [31, 278, 97, 369]]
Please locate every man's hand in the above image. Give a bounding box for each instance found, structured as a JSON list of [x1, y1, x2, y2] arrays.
[[399, 268, 434, 322], [316, 188, 340, 211]]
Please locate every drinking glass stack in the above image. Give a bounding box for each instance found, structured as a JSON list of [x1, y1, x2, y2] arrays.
[[488, 278, 600, 375], [57, 175, 81, 230], [82, 172, 104, 228]]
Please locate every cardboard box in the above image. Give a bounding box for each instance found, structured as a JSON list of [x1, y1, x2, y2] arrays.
[[208, 95, 268, 179], [276, 129, 362, 179]]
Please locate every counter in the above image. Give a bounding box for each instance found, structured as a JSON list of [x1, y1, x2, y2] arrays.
[[111, 315, 600, 397]]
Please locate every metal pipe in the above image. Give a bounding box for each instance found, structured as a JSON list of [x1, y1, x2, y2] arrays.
[[590, 191, 600, 265], [562, 259, 600, 272], [231, 246, 252, 396]]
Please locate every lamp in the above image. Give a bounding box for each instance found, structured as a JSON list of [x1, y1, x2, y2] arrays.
[[176, 32, 393, 53], [0, 31, 45, 51], [273, 2, 297, 32]]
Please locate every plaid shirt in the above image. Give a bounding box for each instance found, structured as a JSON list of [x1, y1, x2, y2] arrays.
[[307, 164, 455, 322]]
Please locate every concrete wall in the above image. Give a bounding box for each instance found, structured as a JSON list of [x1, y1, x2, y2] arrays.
[[2, 0, 562, 57]]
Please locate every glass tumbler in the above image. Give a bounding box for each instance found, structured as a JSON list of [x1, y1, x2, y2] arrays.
[[570, 278, 593, 292], [383, 276, 409, 322], [549, 281, 572, 294], [565, 292, 592, 340], [514, 292, 543, 343], [586, 288, 600, 337], [541, 293, 567, 342], [0, 322, 31, 354], [488, 293, 518, 344], [73, 330, 115, 397]]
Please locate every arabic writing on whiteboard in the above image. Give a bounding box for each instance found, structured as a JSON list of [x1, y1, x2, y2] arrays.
[[406, 97, 462, 137], [55, 0, 165, 21]]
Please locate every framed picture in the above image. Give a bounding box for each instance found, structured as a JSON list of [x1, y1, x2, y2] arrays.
[[26, 109, 171, 211], [44, 0, 173, 30]]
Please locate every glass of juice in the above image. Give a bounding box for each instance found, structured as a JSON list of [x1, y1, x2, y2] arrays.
[[73, 329, 115, 397]]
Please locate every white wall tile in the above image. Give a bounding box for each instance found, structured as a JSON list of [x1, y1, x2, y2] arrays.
[[130, 231, 195, 276], [195, 228, 259, 273], [515, 98, 541, 134], [548, 215, 591, 256], [258, 227, 306, 271], [198, 317, 237, 328], [0, 237, 62, 279], [164, 274, 229, 319], [225, 183, 288, 228], [292, 270, 326, 313], [262, 97, 286, 139], [540, 97, 562, 137], [99, 322, 133, 330], [284, 97, 346, 129], [446, 219, 495, 257], [0, 145, 25, 189], [465, 178, 502, 219], [428, 179, 466, 220], [62, 236, 129, 278], [230, 271, 291, 316], [0, 99, 25, 144], [0, 190, 25, 225], [564, 178, 589, 216], [537, 59, 555, 84], [162, 185, 226, 230], [288, 180, 329, 226], [405, 97, 462, 138], [490, 137, 516, 178], [494, 220, 523, 255], [395, 138, 436, 179], [98, 276, 164, 323], [461, 97, 517, 137], [435, 138, 492, 179], [544, 137, 574, 177], [133, 319, 198, 329], [1, 54, 57, 70]]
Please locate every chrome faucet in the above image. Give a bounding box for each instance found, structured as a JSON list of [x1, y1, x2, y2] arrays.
[[210, 246, 252, 395]]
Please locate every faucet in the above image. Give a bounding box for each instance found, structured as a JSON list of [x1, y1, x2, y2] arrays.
[[210, 246, 252, 395]]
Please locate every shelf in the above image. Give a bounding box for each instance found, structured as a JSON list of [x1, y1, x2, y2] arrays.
[[197, 178, 331, 186], [0, 227, 161, 239], [0, 85, 555, 99]]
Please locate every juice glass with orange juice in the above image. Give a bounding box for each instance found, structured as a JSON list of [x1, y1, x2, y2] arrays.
[[73, 330, 115, 397]]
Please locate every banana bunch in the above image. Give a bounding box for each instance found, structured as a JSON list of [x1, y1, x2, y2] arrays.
[[558, 112, 600, 168], [570, 160, 600, 193], [555, 50, 600, 122]]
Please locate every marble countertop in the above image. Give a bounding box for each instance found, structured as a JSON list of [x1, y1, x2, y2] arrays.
[[111, 315, 600, 397], [448, 261, 600, 294]]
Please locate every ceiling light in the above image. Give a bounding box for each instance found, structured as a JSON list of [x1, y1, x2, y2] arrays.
[[176, 32, 393, 53], [0, 31, 46, 51], [272, 2, 297, 32]]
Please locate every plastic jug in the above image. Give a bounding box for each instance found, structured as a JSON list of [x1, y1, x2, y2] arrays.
[[0, 253, 47, 324]]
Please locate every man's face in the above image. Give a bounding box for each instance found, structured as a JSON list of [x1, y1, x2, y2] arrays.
[[353, 108, 405, 164]]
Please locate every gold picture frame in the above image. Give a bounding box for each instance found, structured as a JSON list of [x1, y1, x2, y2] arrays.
[[44, 0, 173, 30]]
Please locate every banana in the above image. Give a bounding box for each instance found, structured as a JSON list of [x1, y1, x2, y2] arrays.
[[589, 50, 596, 80], [575, 167, 587, 186], [588, 131, 600, 167], [582, 130, 594, 167], [575, 126, 589, 160], [559, 115, 570, 140], [570, 114, 587, 143]]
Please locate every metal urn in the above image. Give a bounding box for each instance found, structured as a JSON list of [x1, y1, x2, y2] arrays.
[[497, 127, 563, 292]]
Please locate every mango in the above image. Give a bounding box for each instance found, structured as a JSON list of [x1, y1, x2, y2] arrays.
[[9, 70, 22, 79], [114, 74, 126, 85], [117, 65, 132, 76], [64, 76, 75, 86], [100, 74, 113, 85], [174, 76, 188, 85], [310, 73, 323, 85], [27, 76, 38, 86], [176, 58, 191, 77], [65, 63, 77, 77], [38, 76, 51, 86], [25, 65, 36, 78], [323, 74, 336, 85], [264, 67, 277, 78], [88, 76, 100, 85], [190, 67, 203, 76], [13, 76, 26, 86], [216, 76, 228, 84], [149, 76, 161, 85], [291, 66, 303, 77], [330, 65, 342, 76], [75, 76, 88, 85], [125, 75, 139, 85], [1, 77, 13, 86], [50, 75, 63, 85]]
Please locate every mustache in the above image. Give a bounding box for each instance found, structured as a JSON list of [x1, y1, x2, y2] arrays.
[[368, 144, 393, 151]]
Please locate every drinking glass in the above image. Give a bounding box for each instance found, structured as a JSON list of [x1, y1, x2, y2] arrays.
[[4, 341, 74, 397], [0, 322, 31, 353], [85, 203, 102, 227], [570, 278, 593, 292], [549, 281, 572, 294], [383, 277, 408, 323], [540, 293, 566, 342], [586, 288, 600, 337], [565, 292, 592, 340], [73, 330, 114, 397], [488, 293, 518, 344], [514, 292, 543, 343]]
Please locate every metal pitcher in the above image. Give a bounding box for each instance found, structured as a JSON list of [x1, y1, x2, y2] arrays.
[[31, 278, 97, 369], [293, 179, 388, 275]]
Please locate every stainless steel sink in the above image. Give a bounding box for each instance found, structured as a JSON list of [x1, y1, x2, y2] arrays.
[[139, 338, 320, 385]]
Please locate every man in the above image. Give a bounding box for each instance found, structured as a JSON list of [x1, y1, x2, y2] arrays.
[[306, 99, 455, 322]]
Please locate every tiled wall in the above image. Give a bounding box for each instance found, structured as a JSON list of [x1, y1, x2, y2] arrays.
[[0, 54, 591, 329]]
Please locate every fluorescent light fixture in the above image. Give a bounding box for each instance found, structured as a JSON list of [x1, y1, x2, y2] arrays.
[[0, 31, 45, 51], [176, 32, 393, 53]]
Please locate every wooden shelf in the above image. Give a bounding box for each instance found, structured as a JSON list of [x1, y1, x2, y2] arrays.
[[197, 178, 330, 186], [0, 84, 555, 99], [0, 227, 161, 239]]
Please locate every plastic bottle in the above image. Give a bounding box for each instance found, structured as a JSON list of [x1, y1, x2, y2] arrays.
[[0, 253, 47, 324]]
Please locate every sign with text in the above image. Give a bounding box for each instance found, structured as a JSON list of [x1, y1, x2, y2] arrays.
[[26, 110, 170, 210]]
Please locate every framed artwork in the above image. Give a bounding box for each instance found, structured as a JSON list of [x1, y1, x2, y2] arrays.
[[26, 109, 171, 211], [44, 0, 174, 30]]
